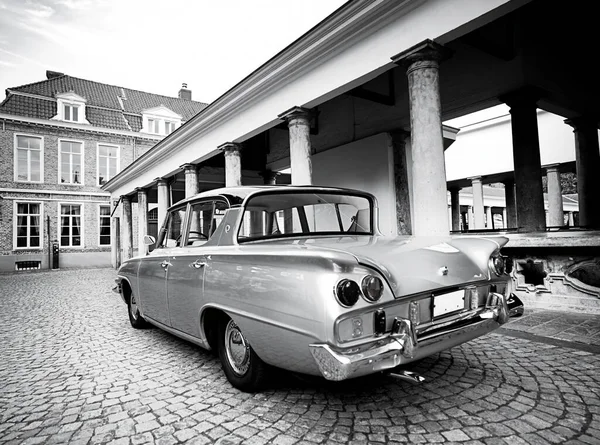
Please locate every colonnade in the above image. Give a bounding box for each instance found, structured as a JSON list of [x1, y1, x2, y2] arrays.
[[111, 38, 600, 266]]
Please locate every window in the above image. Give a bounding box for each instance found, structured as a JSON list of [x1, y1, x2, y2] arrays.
[[238, 192, 372, 241], [142, 106, 182, 135], [54, 92, 88, 124], [158, 207, 186, 248], [165, 121, 176, 135], [148, 119, 159, 134], [185, 200, 228, 246], [60, 204, 82, 247], [59, 140, 83, 184], [98, 144, 119, 186], [99, 205, 111, 246], [64, 104, 79, 122], [14, 202, 42, 249], [15, 135, 42, 182]]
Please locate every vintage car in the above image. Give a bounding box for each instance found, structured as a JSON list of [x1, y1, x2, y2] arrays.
[[114, 185, 523, 392]]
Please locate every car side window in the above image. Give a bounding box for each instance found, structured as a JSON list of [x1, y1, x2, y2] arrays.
[[158, 207, 186, 248], [186, 200, 228, 246]]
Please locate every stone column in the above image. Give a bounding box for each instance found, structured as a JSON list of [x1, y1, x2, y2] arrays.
[[183, 163, 199, 198], [111, 200, 120, 268], [137, 188, 148, 256], [503, 180, 517, 229], [545, 164, 564, 227], [219, 142, 243, 187], [279, 106, 313, 185], [470, 177, 485, 229], [499, 89, 546, 232], [392, 40, 450, 236], [449, 187, 461, 232], [486, 206, 493, 229], [260, 170, 279, 185], [565, 116, 600, 228], [389, 131, 412, 235], [502, 209, 507, 229], [468, 206, 475, 230], [121, 195, 133, 262], [157, 178, 170, 230]]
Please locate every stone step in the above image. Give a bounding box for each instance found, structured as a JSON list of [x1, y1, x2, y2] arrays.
[[518, 292, 600, 315]]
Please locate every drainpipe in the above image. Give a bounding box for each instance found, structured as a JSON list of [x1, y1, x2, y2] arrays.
[[47, 215, 51, 269]]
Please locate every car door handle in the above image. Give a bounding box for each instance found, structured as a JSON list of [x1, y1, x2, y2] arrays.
[[191, 259, 207, 269], [161, 260, 171, 268]]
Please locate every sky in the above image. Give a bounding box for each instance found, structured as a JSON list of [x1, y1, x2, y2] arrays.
[[0, 0, 348, 104]]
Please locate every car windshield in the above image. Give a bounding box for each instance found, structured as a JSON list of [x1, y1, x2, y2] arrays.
[[238, 191, 373, 242]]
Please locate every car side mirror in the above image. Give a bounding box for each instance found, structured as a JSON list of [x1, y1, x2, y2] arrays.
[[143, 235, 156, 246]]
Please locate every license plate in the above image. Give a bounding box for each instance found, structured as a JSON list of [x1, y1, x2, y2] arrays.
[[433, 290, 465, 318]]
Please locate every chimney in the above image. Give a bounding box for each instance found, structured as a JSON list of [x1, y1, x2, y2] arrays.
[[46, 70, 64, 79], [178, 83, 191, 100]]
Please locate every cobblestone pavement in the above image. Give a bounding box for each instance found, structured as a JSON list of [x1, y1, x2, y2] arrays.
[[0, 268, 599, 445], [502, 309, 600, 347]]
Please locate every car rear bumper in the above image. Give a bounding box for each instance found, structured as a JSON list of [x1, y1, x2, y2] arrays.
[[309, 292, 523, 381], [112, 279, 126, 304]]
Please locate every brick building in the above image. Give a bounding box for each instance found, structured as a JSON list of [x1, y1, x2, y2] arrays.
[[0, 71, 207, 271]]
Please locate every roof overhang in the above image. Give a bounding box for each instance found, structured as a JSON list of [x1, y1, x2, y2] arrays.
[[102, 0, 523, 197]]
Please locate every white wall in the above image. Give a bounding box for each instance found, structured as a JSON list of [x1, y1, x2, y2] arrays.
[[312, 133, 396, 236], [444, 106, 586, 181]]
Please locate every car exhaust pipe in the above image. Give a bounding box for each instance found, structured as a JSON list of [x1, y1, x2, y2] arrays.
[[386, 370, 425, 384]]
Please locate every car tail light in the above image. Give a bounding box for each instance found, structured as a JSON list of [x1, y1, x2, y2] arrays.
[[374, 309, 386, 335], [489, 254, 506, 276], [469, 288, 479, 310], [361, 275, 383, 302], [336, 279, 360, 307], [409, 301, 420, 326], [352, 317, 363, 338]]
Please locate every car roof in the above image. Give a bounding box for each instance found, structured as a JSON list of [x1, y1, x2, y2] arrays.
[[168, 184, 375, 210]]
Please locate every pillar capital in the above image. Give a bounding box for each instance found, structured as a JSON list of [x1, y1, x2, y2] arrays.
[[181, 163, 197, 173], [564, 115, 599, 131], [218, 142, 242, 155], [388, 129, 410, 146], [155, 177, 168, 186], [498, 86, 543, 110], [544, 163, 561, 173], [278, 106, 312, 123], [391, 39, 451, 70], [259, 169, 280, 185], [120, 194, 131, 202], [469, 176, 483, 184], [135, 187, 147, 195]]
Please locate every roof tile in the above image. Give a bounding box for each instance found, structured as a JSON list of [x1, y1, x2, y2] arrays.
[[2, 74, 208, 130]]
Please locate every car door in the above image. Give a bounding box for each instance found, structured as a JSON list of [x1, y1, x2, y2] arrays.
[[138, 204, 187, 326], [166, 199, 227, 338]]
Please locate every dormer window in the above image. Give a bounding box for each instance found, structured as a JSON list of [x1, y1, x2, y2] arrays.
[[142, 105, 182, 136], [64, 103, 79, 122], [53, 91, 89, 124], [148, 119, 160, 134]]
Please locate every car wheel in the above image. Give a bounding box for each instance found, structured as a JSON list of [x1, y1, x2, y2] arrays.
[[128, 292, 150, 329], [218, 317, 268, 392]]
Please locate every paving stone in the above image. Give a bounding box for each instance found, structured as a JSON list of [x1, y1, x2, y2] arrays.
[[1, 269, 599, 445]]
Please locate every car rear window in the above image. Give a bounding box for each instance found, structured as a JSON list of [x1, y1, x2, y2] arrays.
[[238, 192, 372, 242]]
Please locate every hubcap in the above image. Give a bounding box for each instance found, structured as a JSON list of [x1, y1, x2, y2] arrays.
[[224, 320, 250, 376], [130, 295, 138, 320]]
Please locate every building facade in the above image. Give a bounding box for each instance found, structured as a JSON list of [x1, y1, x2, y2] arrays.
[[102, 0, 599, 313], [0, 71, 206, 271]]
